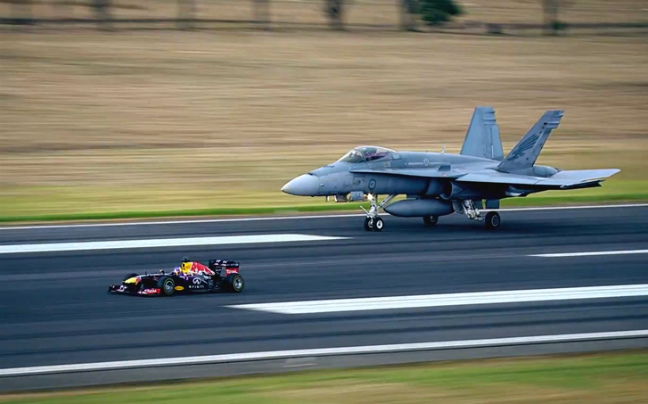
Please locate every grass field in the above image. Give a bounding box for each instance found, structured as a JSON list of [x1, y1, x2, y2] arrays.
[[2, 351, 648, 403], [1, 1, 647, 220]]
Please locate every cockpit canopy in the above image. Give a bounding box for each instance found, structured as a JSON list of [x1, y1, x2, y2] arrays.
[[337, 146, 394, 164]]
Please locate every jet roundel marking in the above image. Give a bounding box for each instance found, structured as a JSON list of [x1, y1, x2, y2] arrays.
[[369, 179, 376, 190]]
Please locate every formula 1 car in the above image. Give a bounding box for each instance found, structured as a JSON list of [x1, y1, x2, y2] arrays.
[[108, 257, 244, 297]]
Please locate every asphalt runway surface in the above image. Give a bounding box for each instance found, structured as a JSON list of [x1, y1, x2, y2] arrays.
[[1, 204, 648, 387]]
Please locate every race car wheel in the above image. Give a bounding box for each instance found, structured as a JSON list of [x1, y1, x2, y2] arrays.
[[157, 276, 175, 296], [226, 274, 244, 293]]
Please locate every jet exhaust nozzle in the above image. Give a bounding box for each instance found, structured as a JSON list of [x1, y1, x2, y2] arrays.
[[384, 199, 454, 218]]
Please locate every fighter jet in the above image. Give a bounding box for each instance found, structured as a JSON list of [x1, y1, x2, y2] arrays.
[[281, 107, 620, 231]]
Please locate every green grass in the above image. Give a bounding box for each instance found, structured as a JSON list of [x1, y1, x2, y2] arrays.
[[2, 351, 648, 404], [0, 202, 366, 223], [0, 180, 645, 224]]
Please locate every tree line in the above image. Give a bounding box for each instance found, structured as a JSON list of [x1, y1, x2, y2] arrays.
[[6, 0, 567, 35]]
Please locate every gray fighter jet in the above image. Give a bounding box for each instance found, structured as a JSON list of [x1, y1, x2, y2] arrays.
[[281, 107, 620, 231]]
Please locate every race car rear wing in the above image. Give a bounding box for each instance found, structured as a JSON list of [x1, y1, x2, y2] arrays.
[[208, 259, 240, 271]]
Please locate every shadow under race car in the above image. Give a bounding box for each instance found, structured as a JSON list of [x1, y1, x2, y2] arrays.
[[108, 258, 244, 297]]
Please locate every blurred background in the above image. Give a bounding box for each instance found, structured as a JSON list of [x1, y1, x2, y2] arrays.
[[1, 0, 647, 219]]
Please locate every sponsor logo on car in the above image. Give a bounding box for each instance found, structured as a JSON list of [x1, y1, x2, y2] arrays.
[[138, 288, 160, 295]]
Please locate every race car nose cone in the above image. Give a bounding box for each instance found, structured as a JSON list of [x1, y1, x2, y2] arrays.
[[281, 174, 320, 196]]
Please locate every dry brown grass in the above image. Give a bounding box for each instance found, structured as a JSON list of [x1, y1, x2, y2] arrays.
[[1, 1, 647, 217]]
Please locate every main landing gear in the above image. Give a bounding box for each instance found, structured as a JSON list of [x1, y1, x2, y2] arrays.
[[361, 193, 395, 232], [456, 199, 501, 230], [359, 195, 501, 231], [423, 215, 438, 227]]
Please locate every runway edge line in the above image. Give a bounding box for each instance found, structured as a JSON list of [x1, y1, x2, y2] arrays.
[[2, 330, 647, 377]]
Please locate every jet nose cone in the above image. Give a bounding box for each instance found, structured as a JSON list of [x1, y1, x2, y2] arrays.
[[281, 174, 320, 196]]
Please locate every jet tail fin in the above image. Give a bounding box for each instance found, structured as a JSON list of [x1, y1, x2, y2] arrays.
[[497, 109, 564, 172], [460, 106, 504, 161]]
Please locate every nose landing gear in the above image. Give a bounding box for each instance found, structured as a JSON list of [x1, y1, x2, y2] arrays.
[[361, 193, 395, 232]]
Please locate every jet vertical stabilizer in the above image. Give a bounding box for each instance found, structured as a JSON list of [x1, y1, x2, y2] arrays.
[[460, 106, 504, 161], [497, 109, 563, 172]]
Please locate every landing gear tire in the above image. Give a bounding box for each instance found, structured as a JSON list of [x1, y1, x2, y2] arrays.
[[485, 211, 501, 230], [364, 217, 384, 231], [361, 193, 396, 232], [423, 216, 438, 227]]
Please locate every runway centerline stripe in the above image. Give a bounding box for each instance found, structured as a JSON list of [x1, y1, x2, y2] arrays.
[[0, 330, 646, 377], [529, 249, 648, 258], [0, 234, 349, 254], [226, 284, 648, 314]]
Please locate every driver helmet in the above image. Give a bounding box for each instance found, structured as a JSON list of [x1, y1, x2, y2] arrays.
[[179, 257, 194, 274]]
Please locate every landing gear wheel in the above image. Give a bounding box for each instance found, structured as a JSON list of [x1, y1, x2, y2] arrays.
[[423, 216, 438, 227], [485, 211, 501, 230], [373, 217, 384, 232], [360, 193, 396, 232]]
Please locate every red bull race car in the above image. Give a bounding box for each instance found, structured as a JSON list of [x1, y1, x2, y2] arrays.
[[108, 257, 244, 297]]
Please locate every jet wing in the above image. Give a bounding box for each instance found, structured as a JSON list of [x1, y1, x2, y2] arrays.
[[455, 172, 542, 186], [457, 169, 620, 189], [349, 168, 467, 179], [535, 169, 621, 188]]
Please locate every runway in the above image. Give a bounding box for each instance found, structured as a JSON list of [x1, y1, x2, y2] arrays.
[[1, 204, 648, 390]]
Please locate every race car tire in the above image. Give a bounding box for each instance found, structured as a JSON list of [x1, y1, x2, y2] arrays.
[[123, 273, 139, 281], [225, 273, 244, 293], [157, 276, 175, 296]]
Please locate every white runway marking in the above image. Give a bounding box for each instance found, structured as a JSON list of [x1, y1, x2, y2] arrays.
[[0, 234, 348, 254], [1, 203, 646, 230], [227, 284, 648, 314], [1, 329, 646, 377], [530, 249, 648, 258]]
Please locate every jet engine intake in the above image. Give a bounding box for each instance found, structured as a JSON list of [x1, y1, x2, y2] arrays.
[[439, 181, 483, 200], [384, 199, 454, 218], [424, 179, 445, 197]]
